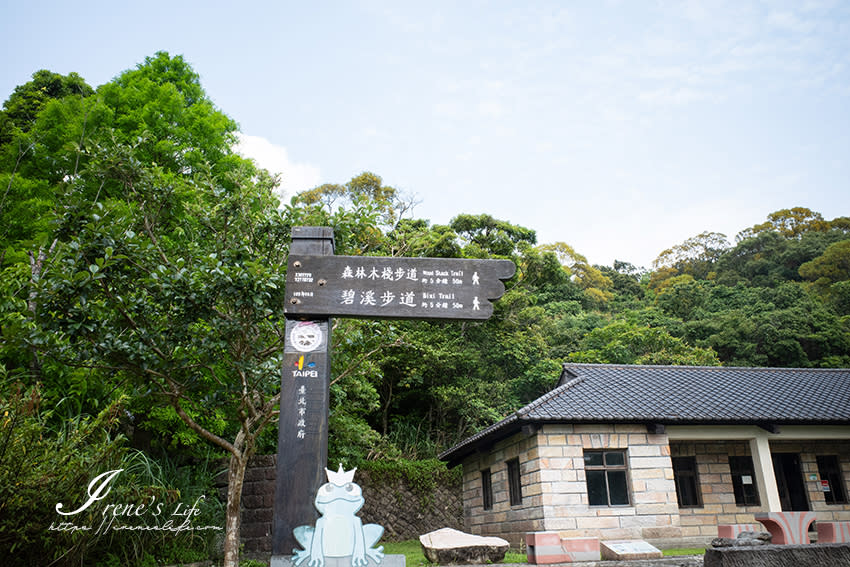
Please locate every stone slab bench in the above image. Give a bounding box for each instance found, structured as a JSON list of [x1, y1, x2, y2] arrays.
[[754, 511, 817, 544], [817, 521, 850, 543], [717, 523, 763, 538]]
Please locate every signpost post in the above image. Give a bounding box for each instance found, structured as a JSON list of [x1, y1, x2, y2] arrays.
[[272, 227, 515, 558]]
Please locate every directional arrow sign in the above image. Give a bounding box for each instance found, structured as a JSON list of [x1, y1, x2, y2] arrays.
[[284, 255, 516, 320]]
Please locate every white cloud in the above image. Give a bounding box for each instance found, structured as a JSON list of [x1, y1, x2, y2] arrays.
[[234, 133, 322, 200], [478, 100, 505, 117]]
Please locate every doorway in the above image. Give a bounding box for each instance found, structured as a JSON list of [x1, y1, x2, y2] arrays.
[[772, 453, 809, 511]]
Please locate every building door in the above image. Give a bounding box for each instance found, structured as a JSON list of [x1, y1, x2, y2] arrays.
[[772, 453, 809, 511]]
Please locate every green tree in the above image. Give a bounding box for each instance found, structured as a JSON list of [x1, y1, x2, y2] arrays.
[[680, 282, 850, 367], [1, 69, 93, 133], [0, 52, 322, 567], [35, 151, 286, 567], [736, 207, 830, 240], [715, 226, 850, 287], [567, 320, 720, 366], [799, 240, 850, 312], [537, 242, 614, 305], [652, 231, 730, 280], [293, 171, 414, 243], [450, 213, 536, 258]]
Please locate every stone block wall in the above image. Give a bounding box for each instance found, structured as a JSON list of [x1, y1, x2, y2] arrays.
[[357, 468, 464, 541], [461, 429, 546, 545], [460, 423, 681, 546], [538, 424, 681, 541], [671, 441, 759, 539], [671, 440, 850, 538], [217, 455, 464, 555]]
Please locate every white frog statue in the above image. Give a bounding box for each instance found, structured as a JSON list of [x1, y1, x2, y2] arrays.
[[293, 465, 385, 567]]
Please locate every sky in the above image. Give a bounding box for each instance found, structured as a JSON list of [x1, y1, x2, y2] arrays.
[[2, 1, 849, 268]]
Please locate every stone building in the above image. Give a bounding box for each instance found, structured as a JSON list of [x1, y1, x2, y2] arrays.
[[439, 364, 850, 547]]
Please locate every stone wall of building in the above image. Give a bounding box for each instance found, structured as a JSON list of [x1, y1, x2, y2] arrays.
[[461, 428, 546, 545], [670, 439, 850, 539], [537, 424, 681, 541], [460, 423, 682, 546], [671, 440, 759, 539], [218, 455, 464, 555]]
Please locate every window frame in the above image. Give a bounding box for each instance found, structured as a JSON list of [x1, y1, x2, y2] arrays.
[[481, 468, 493, 510], [506, 458, 522, 506], [583, 449, 631, 507], [672, 456, 703, 508], [729, 455, 761, 507], [817, 455, 848, 505]]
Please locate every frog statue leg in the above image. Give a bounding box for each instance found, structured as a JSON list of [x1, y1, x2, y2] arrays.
[[351, 517, 385, 567], [293, 519, 326, 567]]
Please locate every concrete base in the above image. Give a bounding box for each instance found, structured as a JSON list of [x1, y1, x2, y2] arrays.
[[817, 521, 850, 543], [271, 555, 405, 567], [525, 532, 600, 563]]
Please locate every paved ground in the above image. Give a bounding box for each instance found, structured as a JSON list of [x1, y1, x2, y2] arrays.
[[485, 560, 702, 567], [170, 554, 706, 567]]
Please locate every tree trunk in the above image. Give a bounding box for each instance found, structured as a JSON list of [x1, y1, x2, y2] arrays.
[[27, 239, 56, 379], [222, 451, 247, 567]]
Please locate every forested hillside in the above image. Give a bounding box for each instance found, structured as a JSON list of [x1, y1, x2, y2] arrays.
[[1, 54, 848, 566]]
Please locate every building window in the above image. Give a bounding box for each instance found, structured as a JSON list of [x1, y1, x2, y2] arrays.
[[507, 458, 522, 506], [672, 456, 702, 507], [729, 456, 760, 506], [817, 455, 848, 505], [584, 450, 630, 506], [481, 468, 493, 510]]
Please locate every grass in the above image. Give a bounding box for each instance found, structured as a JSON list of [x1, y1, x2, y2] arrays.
[[381, 540, 707, 564], [208, 542, 706, 567], [662, 547, 706, 556], [383, 540, 431, 566], [382, 540, 527, 566]]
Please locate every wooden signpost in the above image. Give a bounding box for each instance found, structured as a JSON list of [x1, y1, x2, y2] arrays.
[[272, 227, 515, 558]]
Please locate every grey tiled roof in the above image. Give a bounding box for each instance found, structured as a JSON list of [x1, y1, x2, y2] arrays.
[[439, 363, 850, 465]]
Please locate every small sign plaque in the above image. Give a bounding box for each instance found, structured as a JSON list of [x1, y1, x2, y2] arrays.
[[284, 255, 516, 320], [601, 540, 662, 561]]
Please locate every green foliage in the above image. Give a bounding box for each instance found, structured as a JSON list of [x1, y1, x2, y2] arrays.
[[652, 231, 730, 280], [2, 69, 93, 132], [568, 320, 720, 366], [0, 376, 224, 566], [736, 206, 834, 240], [715, 228, 849, 287], [359, 458, 461, 507], [0, 378, 123, 564], [680, 283, 850, 367], [800, 239, 850, 314], [450, 213, 536, 258]]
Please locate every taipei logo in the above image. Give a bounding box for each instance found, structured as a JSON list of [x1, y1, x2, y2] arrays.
[[292, 355, 318, 378]]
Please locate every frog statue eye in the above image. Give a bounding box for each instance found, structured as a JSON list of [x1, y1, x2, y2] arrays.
[[345, 483, 355, 492], [324, 484, 334, 493]]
